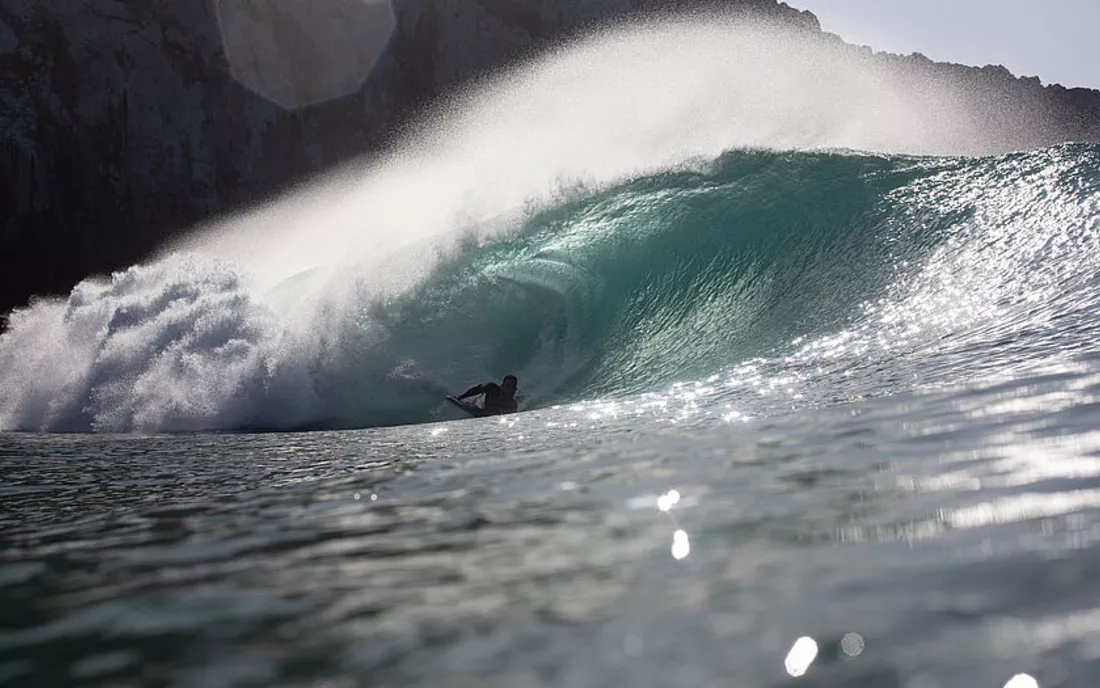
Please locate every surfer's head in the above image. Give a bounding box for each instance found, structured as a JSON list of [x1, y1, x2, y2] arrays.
[[502, 375, 518, 395]]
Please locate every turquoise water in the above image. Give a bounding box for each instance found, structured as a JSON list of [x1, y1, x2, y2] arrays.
[[371, 144, 1100, 415], [2, 142, 1100, 686]]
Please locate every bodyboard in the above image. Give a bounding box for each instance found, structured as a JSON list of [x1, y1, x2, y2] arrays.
[[446, 396, 491, 418]]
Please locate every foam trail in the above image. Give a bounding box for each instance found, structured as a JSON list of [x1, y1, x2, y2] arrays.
[[0, 14, 1071, 432]]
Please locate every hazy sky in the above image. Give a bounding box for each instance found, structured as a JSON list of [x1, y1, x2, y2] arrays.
[[788, 0, 1100, 90]]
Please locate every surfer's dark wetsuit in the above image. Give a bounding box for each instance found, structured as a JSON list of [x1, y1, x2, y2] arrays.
[[456, 375, 519, 415]]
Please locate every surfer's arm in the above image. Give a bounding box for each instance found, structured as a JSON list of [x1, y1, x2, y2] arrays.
[[455, 384, 486, 400]]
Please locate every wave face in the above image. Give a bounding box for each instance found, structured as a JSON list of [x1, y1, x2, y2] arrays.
[[3, 143, 1099, 431]]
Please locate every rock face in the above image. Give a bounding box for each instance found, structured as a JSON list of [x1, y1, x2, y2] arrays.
[[0, 0, 1098, 318]]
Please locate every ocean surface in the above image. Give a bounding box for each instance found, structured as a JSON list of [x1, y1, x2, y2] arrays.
[[3, 142, 1100, 687], [3, 16, 1100, 687]]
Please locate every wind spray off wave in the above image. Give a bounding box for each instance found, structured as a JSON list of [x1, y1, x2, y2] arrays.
[[2, 16, 1098, 432]]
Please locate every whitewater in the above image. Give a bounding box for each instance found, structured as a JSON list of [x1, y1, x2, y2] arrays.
[[3, 15, 1100, 688]]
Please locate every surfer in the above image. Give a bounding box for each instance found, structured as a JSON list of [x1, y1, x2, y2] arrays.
[[453, 375, 519, 415]]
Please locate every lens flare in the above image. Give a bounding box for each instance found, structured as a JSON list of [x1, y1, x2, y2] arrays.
[[784, 636, 818, 677], [671, 529, 690, 560]]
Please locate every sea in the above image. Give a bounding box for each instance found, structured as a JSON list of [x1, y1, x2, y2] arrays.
[[3, 17, 1100, 688]]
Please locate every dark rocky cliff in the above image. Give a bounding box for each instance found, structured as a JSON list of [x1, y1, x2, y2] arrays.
[[1, 0, 1098, 319]]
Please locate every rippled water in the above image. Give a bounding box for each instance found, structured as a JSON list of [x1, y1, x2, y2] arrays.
[[5, 348, 1100, 687]]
